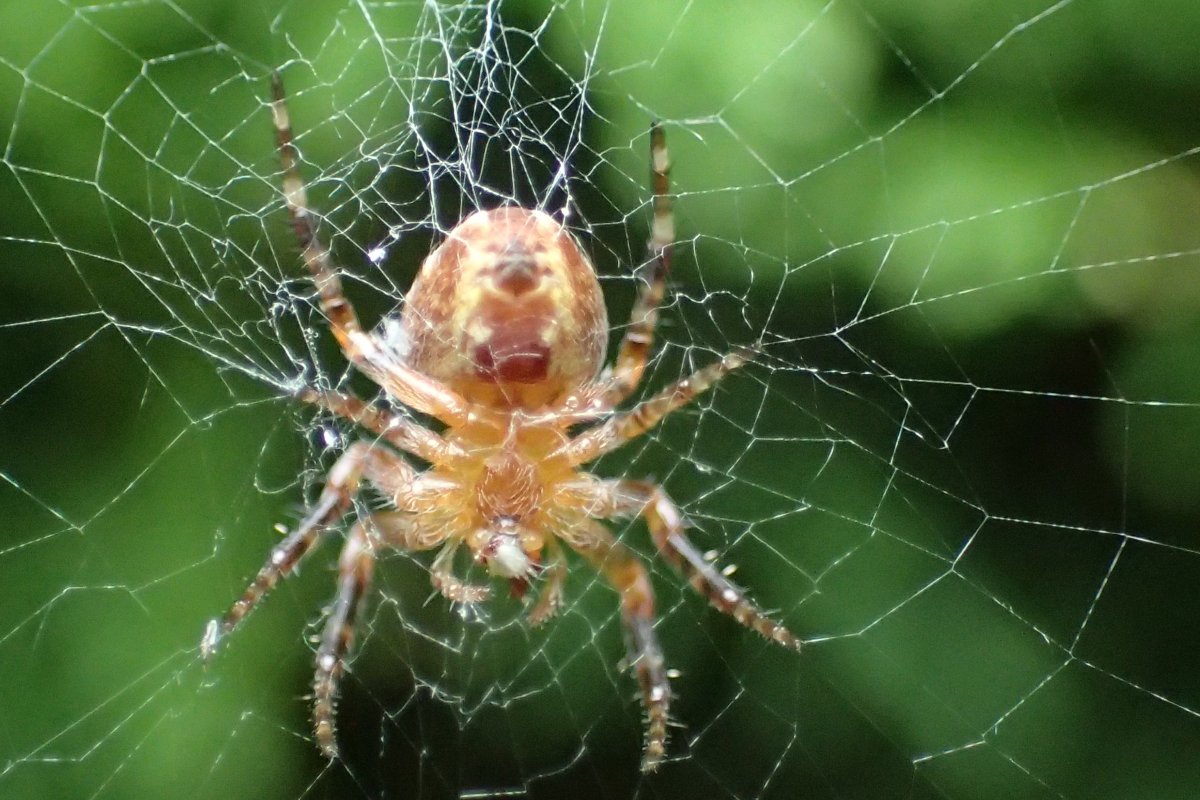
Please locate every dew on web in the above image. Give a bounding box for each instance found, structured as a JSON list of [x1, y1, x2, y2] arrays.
[[2, 1, 1200, 799]]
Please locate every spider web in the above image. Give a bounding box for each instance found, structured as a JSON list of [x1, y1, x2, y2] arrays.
[[2, 1, 1200, 797]]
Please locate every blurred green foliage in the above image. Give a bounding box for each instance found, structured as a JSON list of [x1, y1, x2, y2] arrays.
[[2, 1, 1200, 798]]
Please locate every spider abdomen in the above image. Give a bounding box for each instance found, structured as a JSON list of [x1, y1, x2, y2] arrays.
[[398, 207, 608, 409]]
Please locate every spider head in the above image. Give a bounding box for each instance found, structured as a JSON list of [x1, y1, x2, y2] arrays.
[[398, 207, 608, 409], [475, 517, 538, 579]]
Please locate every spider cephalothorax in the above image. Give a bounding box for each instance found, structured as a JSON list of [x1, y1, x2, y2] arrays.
[[201, 73, 801, 772]]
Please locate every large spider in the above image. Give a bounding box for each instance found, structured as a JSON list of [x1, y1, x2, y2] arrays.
[[201, 74, 801, 771]]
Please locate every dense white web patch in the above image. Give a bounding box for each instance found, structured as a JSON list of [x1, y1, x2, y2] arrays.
[[2, 1, 1200, 798]]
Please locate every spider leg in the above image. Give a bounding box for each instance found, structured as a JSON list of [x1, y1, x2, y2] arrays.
[[309, 509, 455, 758], [608, 480, 800, 651], [312, 516, 374, 758], [600, 123, 675, 407], [298, 388, 462, 465], [556, 348, 753, 467], [203, 442, 391, 659], [202, 441, 423, 658], [270, 74, 469, 426], [527, 538, 567, 626], [563, 520, 671, 772], [430, 540, 491, 604]]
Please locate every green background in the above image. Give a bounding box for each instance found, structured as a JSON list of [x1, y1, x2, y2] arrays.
[[2, 1, 1200, 798]]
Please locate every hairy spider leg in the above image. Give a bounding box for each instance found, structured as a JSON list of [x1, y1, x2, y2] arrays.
[[430, 539, 491, 604], [313, 517, 373, 757], [204, 439, 456, 755], [297, 388, 461, 465], [601, 124, 675, 407], [610, 480, 801, 650], [309, 508, 444, 756], [269, 74, 470, 426], [564, 520, 671, 772], [526, 537, 568, 626], [201, 442, 408, 659], [557, 348, 753, 467]]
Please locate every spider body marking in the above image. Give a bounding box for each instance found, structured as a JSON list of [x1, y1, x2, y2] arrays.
[[201, 73, 801, 772]]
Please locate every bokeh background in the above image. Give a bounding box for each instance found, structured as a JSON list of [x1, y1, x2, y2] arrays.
[[2, 1, 1200, 798]]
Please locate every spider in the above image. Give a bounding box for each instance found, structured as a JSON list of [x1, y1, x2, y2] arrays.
[[201, 73, 801, 772]]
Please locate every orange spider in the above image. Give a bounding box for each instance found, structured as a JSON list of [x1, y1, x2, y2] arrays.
[[201, 74, 801, 771]]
